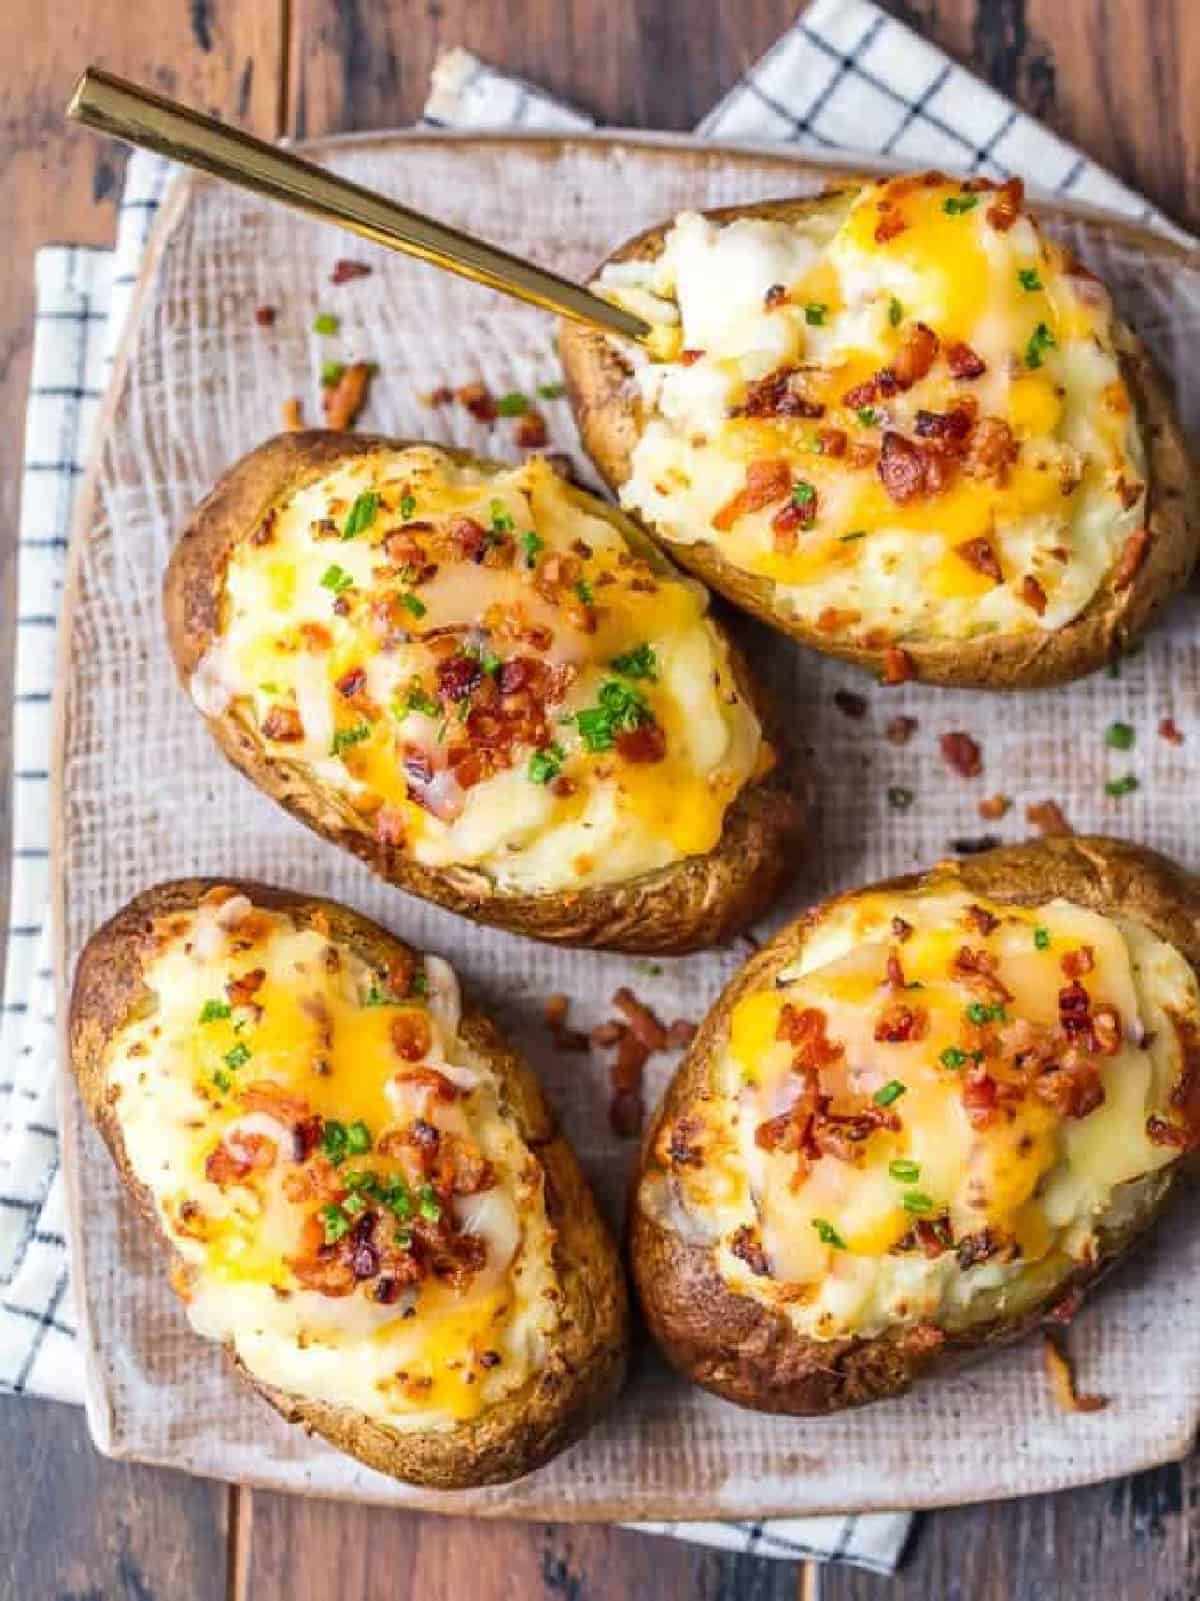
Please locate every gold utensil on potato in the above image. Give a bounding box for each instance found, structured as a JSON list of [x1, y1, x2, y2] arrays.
[[66, 67, 651, 344]]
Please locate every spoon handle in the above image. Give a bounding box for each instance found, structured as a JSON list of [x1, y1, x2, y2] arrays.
[[67, 68, 651, 344]]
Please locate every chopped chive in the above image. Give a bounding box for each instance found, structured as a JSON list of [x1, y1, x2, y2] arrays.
[[212, 1068, 231, 1092], [940, 1046, 967, 1070], [320, 359, 345, 387], [341, 491, 378, 539], [528, 743, 565, 785], [1025, 321, 1057, 369], [331, 721, 371, 756], [399, 591, 427, 618], [1105, 721, 1135, 750], [943, 194, 979, 215], [610, 642, 658, 681], [199, 999, 232, 1023], [574, 577, 594, 605], [811, 1217, 845, 1248], [312, 312, 340, 336], [857, 407, 881, 427], [537, 380, 566, 400], [1105, 773, 1139, 798], [889, 1158, 921, 1183], [320, 1203, 350, 1243], [223, 1042, 250, 1070], [1034, 926, 1051, 950], [1018, 267, 1043, 292], [320, 563, 353, 595], [496, 391, 530, 416], [417, 1183, 442, 1222], [888, 295, 903, 326], [804, 302, 827, 326], [345, 1121, 372, 1155], [901, 1190, 935, 1213], [520, 529, 544, 568], [489, 499, 515, 535], [792, 480, 816, 508], [399, 492, 417, 520], [874, 1079, 906, 1107]]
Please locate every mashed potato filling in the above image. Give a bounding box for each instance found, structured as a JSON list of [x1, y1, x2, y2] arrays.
[[650, 884, 1200, 1341], [193, 448, 764, 893], [106, 891, 560, 1429], [598, 174, 1148, 645]]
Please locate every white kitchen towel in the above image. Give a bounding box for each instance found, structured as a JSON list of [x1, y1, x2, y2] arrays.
[[1, 0, 1189, 1575]]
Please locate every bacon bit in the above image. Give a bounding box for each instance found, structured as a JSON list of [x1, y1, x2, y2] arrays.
[[891, 322, 939, 388], [874, 208, 907, 244], [282, 397, 304, 431], [885, 951, 907, 990], [616, 721, 667, 763], [946, 341, 986, 379], [1091, 1005, 1122, 1056], [730, 1226, 772, 1277], [291, 1116, 323, 1163], [881, 645, 914, 686], [763, 283, 789, 310], [679, 348, 705, 366], [914, 403, 975, 442], [261, 703, 304, 742], [1114, 475, 1144, 510], [667, 1018, 698, 1048], [985, 177, 1024, 233], [712, 458, 793, 531], [1044, 1330, 1107, 1412], [425, 386, 454, 408], [815, 608, 860, 637], [940, 731, 983, 778], [322, 362, 373, 430], [1061, 946, 1095, 979], [515, 410, 549, 449], [965, 417, 1018, 482], [877, 431, 927, 504], [833, 689, 868, 720], [777, 1005, 844, 1072], [456, 382, 497, 423], [543, 993, 589, 1053], [437, 652, 483, 703], [205, 1131, 277, 1186], [590, 1021, 626, 1048], [250, 509, 277, 547], [609, 1088, 644, 1138], [394, 1066, 461, 1103], [955, 537, 1003, 584], [375, 806, 406, 847], [817, 427, 847, 457], [885, 715, 918, 746], [910, 1216, 952, 1258], [954, 945, 1013, 1003], [769, 502, 805, 553], [1147, 1115, 1192, 1149], [1159, 716, 1185, 746], [1026, 799, 1072, 836], [891, 916, 913, 943], [1036, 1056, 1105, 1119], [956, 1228, 1004, 1269], [390, 1012, 432, 1062], [964, 904, 1000, 936], [255, 305, 276, 327], [238, 1078, 313, 1123], [1112, 526, 1151, 590], [612, 987, 669, 1052], [226, 968, 266, 1009], [731, 366, 825, 420], [843, 378, 881, 410], [335, 666, 367, 701], [1021, 575, 1048, 616], [978, 793, 1011, 820], [875, 1003, 929, 1043], [331, 259, 372, 284]]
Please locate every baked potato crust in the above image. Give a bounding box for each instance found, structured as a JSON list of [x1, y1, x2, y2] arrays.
[[559, 191, 1200, 689], [631, 835, 1200, 1414], [163, 431, 806, 952], [70, 880, 630, 1489]]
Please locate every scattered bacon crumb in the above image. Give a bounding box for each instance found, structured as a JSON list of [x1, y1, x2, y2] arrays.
[[1043, 1331, 1108, 1413], [955, 537, 1003, 584], [1021, 575, 1048, 616], [456, 381, 497, 424], [261, 704, 304, 742], [978, 793, 1011, 821], [877, 431, 927, 504], [282, 397, 304, 431], [331, 259, 372, 284], [891, 322, 940, 388], [667, 1018, 697, 1048], [543, 993, 589, 1053], [322, 362, 373, 430], [712, 458, 792, 532], [1045, 1285, 1086, 1326], [891, 916, 913, 943], [589, 1020, 626, 1048], [255, 305, 276, 327], [985, 177, 1025, 233], [612, 987, 669, 1052], [834, 689, 868, 720], [874, 209, 906, 244], [679, 348, 705, 366], [886, 715, 918, 746], [817, 427, 847, 457], [1112, 526, 1151, 590], [1160, 716, 1185, 746], [940, 731, 982, 778], [1026, 799, 1072, 836], [763, 283, 788, 310], [516, 410, 549, 449], [946, 341, 986, 379], [881, 645, 914, 685], [424, 386, 454, 408]]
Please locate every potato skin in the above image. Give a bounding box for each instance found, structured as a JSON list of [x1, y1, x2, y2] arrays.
[[163, 431, 806, 952], [559, 193, 1200, 689], [631, 836, 1200, 1415], [70, 880, 630, 1489]]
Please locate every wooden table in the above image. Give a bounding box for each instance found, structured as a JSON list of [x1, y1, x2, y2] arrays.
[[2, 3, 1197, 1596]]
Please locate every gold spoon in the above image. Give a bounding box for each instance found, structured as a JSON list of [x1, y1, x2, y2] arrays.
[[66, 67, 652, 344]]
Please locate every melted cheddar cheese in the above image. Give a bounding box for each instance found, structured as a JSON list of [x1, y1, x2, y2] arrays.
[[106, 891, 560, 1429], [597, 175, 1147, 646], [193, 449, 764, 892], [641, 881, 1200, 1341]]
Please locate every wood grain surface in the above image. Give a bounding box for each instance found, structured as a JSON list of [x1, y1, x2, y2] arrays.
[[1, 2, 1198, 1598]]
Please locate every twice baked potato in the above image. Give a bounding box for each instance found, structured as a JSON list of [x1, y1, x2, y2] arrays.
[[164, 433, 804, 951], [560, 172, 1198, 688], [70, 881, 628, 1487], [632, 836, 1200, 1413]]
